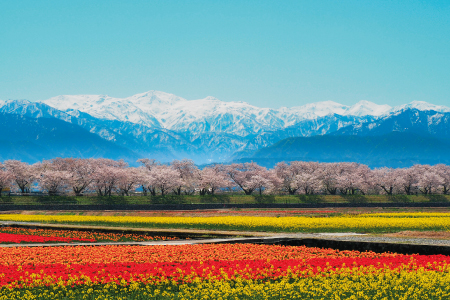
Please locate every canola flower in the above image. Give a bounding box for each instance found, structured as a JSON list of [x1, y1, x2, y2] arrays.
[[2, 213, 450, 232], [2, 271, 450, 300]]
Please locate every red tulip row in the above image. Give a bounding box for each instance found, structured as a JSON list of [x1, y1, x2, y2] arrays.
[[0, 227, 179, 243], [0, 232, 95, 243], [2, 254, 450, 288]]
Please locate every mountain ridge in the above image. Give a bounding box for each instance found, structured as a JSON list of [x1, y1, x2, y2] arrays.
[[1, 92, 450, 164], [40, 91, 443, 136]]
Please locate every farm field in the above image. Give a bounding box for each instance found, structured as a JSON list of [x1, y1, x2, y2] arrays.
[[4, 211, 450, 233], [1, 243, 450, 299], [3, 209, 450, 298]]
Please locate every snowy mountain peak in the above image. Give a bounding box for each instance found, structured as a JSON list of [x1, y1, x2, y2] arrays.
[[345, 100, 392, 117], [392, 101, 450, 113], [203, 96, 220, 101], [130, 90, 186, 104], [6, 99, 31, 105], [289, 101, 347, 117]]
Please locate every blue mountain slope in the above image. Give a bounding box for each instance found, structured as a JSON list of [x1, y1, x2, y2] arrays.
[[0, 113, 140, 163], [333, 109, 450, 137], [241, 131, 450, 168], [1, 101, 178, 161]]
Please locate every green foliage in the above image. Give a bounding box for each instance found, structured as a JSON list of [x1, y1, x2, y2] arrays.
[[2, 193, 450, 206], [150, 195, 187, 205], [298, 195, 323, 204], [253, 195, 276, 204], [199, 195, 231, 203], [342, 195, 368, 204], [386, 195, 411, 203], [426, 194, 449, 202]]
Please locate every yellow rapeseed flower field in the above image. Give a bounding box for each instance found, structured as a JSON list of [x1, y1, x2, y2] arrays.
[[2, 269, 450, 299], [1, 213, 450, 233]]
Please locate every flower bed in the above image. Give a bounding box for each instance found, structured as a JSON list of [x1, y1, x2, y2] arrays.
[[1, 244, 450, 299], [3, 213, 450, 233], [0, 227, 178, 244], [0, 232, 95, 243]]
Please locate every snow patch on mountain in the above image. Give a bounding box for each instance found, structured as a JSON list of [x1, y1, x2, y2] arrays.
[[392, 101, 450, 113], [345, 100, 392, 117]]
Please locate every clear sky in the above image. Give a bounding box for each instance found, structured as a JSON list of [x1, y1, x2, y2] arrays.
[[1, 0, 449, 108]]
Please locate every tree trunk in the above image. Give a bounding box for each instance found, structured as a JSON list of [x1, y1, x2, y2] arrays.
[[141, 186, 148, 196], [244, 189, 253, 195], [327, 187, 337, 195]]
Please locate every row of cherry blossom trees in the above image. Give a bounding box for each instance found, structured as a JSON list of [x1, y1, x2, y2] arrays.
[[0, 158, 449, 196]]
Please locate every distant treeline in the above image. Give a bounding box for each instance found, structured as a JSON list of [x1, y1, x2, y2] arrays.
[[0, 158, 449, 196]]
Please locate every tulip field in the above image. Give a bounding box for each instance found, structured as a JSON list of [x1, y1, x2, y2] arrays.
[[2, 212, 450, 298], [0, 227, 178, 244], [0, 243, 450, 299], [2, 212, 450, 233]]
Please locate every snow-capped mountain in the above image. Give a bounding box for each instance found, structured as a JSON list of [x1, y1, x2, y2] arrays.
[[333, 108, 450, 137], [1, 91, 449, 164], [40, 91, 397, 136]]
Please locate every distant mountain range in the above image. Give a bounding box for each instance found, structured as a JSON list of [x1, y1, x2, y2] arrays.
[[1, 91, 450, 167], [237, 132, 450, 168]]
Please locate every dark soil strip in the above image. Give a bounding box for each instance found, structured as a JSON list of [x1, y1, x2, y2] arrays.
[[214, 237, 450, 256]]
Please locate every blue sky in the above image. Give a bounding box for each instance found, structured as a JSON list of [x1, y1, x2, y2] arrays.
[[0, 0, 449, 108]]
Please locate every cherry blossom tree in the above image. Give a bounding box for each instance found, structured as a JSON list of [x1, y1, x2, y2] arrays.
[[4, 160, 37, 193], [171, 159, 199, 195], [225, 162, 269, 195], [198, 166, 230, 195], [415, 165, 444, 195], [334, 163, 368, 195], [275, 162, 301, 195], [397, 167, 419, 195], [137, 158, 159, 170], [0, 163, 13, 195], [147, 165, 183, 196], [48, 158, 95, 196], [116, 167, 144, 196], [289, 162, 322, 194], [434, 164, 450, 194], [89, 159, 128, 196], [373, 167, 402, 195], [38, 170, 72, 195], [355, 164, 376, 195], [90, 166, 120, 196], [246, 169, 282, 195], [2, 157, 449, 197], [318, 163, 340, 195], [293, 172, 322, 195], [137, 159, 160, 195]]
